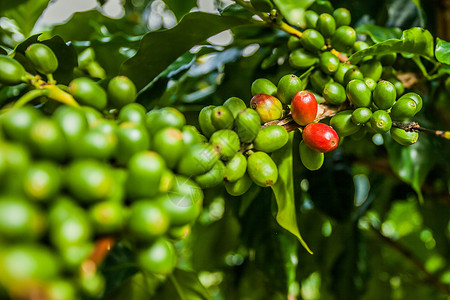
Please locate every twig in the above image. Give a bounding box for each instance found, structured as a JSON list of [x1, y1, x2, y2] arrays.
[[393, 121, 450, 140], [81, 237, 116, 276], [370, 225, 450, 296]]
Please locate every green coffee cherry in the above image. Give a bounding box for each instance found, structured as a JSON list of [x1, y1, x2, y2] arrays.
[[333, 63, 352, 84], [343, 67, 364, 85], [331, 26, 356, 52], [333, 8, 351, 27], [0, 55, 27, 85], [251, 78, 277, 96], [223, 97, 247, 118], [390, 127, 419, 145], [118, 103, 146, 126], [127, 200, 169, 240], [2, 106, 42, 144], [69, 77, 107, 110], [137, 238, 176, 275], [211, 106, 234, 130], [194, 160, 224, 189], [319, 52, 340, 74], [373, 80, 396, 110], [74, 121, 118, 160], [107, 76, 136, 109], [310, 70, 333, 93], [390, 98, 418, 121], [224, 152, 247, 182], [287, 36, 302, 50], [253, 124, 288, 152], [235, 108, 261, 143], [330, 110, 360, 137], [78, 273, 105, 298], [277, 74, 303, 105], [115, 122, 150, 165], [387, 76, 405, 96], [0, 245, 60, 283], [323, 82, 346, 105], [247, 151, 278, 187], [377, 53, 397, 66], [29, 118, 67, 161], [364, 77, 377, 91], [157, 175, 203, 226], [346, 79, 372, 107], [310, 0, 334, 14], [300, 29, 325, 52], [25, 43, 58, 75], [177, 143, 219, 176], [0, 197, 45, 241], [146, 107, 186, 136], [353, 41, 370, 52], [370, 110, 392, 133], [23, 161, 61, 202], [225, 173, 253, 196], [299, 140, 324, 171], [289, 48, 319, 69], [89, 201, 125, 234], [210, 129, 240, 160], [351, 107, 372, 125], [317, 13, 336, 38], [182, 125, 204, 146], [398, 92, 422, 113], [304, 10, 319, 28], [250, 0, 273, 12], [52, 106, 88, 150], [66, 159, 113, 202], [198, 105, 217, 138], [153, 127, 185, 169], [360, 59, 382, 81]]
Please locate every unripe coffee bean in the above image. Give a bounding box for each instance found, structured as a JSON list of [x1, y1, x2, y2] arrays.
[[0, 55, 26, 85], [247, 152, 278, 187], [253, 124, 288, 152], [319, 52, 340, 74], [370, 110, 392, 133], [250, 94, 283, 123], [333, 8, 351, 27], [346, 79, 372, 107], [390, 127, 419, 145], [323, 81, 346, 105], [300, 29, 325, 52], [277, 74, 303, 105], [330, 110, 360, 137], [289, 48, 319, 69], [317, 13, 336, 38], [331, 26, 356, 52], [235, 109, 261, 143], [373, 80, 396, 110], [251, 78, 277, 96], [211, 106, 234, 130], [25, 43, 58, 74]]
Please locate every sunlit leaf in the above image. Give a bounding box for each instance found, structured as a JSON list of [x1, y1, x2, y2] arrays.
[[120, 12, 252, 90], [271, 132, 313, 254], [356, 24, 402, 43], [435, 38, 450, 65], [3, 0, 50, 37], [349, 27, 434, 64], [272, 0, 315, 28]]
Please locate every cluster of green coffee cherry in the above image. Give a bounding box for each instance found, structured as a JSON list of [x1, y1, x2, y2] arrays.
[[0, 45, 210, 299]]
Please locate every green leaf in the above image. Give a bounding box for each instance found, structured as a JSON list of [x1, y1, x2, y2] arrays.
[[356, 24, 402, 43], [271, 132, 313, 254], [349, 27, 434, 64], [3, 0, 50, 37], [385, 134, 438, 203], [154, 269, 211, 300], [220, 3, 255, 20], [272, 0, 315, 28], [120, 12, 252, 90], [435, 38, 450, 64], [162, 0, 196, 21]]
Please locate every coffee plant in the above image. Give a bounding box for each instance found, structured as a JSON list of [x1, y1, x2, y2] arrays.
[[0, 0, 449, 299]]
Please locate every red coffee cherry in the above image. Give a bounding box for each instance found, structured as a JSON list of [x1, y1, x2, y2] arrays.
[[291, 91, 318, 126], [302, 123, 339, 153]]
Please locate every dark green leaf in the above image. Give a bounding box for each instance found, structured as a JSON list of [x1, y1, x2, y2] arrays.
[[0, 48, 6, 55], [271, 132, 313, 254], [220, 3, 254, 20], [435, 38, 450, 64], [154, 269, 211, 300], [356, 24, 402, 43], [385, 134, 438, 203], [120, 12, 252, 90], [0, 0, 27, 13], [103, 272, 160, 300], [3, 0, 50, 37], [162, 0, 196, 21], [349, 27, 434, 64], [272, 0, 315, 28]]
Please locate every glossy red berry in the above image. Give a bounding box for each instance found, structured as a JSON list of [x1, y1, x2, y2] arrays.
[[291, 91, 318, 126], [302, 123, 339, 153]]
